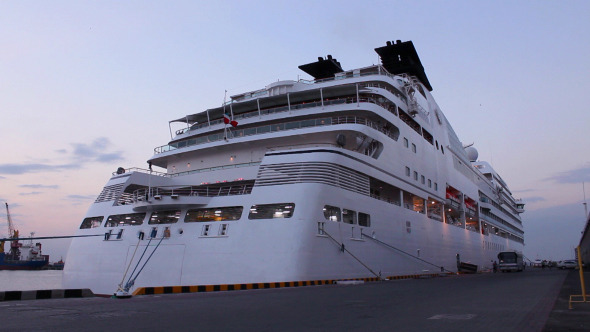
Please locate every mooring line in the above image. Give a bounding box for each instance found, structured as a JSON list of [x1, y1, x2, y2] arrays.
[[361, 233, 452, 273], [322, 230, 381, 280]]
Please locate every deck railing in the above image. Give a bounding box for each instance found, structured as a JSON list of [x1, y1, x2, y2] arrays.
[[156, 97, 400, 154], [132, 183, 254, 203]]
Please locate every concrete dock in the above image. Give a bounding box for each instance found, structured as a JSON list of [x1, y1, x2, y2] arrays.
[[0, 268, 588, 331]]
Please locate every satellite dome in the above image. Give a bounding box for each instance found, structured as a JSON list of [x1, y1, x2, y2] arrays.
[[465, 146, 478, 162]]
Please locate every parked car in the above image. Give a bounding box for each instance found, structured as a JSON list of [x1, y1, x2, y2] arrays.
[[532, 259, 543, 267], [557, 260, 578, 269]]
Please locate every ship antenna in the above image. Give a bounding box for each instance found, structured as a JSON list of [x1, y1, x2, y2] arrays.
[[583, 182, 588, 219]]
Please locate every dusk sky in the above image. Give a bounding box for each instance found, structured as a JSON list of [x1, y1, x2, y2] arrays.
[[1, 1, 589, 262]]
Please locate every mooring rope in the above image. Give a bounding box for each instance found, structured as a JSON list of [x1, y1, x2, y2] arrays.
[[322, 230, 381, 280], [125, 235, 166, 290], [124, 236, 154, 288], [361, 233, 453, 273], [117, 236, 143, 292]]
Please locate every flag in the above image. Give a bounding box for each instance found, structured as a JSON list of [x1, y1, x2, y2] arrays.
[[223, 113, 230, 124], [230, 120, 238, 128]]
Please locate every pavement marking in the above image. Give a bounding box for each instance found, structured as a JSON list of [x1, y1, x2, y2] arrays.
[[428, 314, 476, 320]]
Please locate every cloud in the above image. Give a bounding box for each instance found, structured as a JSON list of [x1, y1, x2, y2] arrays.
[[523, 196, 546, 203], [67, 194, 96, 200], [0, 163, 78, 175], [19, 184, 59, 189], [19, 192, 43, 196], [0, 137, 124, 175], [0, 176, 5, 180], [96, 152, 125, 163], [71, 137, 124, 164], [546, 164, 590, 184]]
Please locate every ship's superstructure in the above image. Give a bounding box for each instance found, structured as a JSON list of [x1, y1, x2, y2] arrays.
[[63, 40, 524, 295]]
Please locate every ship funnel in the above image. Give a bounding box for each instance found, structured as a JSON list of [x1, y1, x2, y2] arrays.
[[374, 40, 433, 91], [299, 55, 343, 80]]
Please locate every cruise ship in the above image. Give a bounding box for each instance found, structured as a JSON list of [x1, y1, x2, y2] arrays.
[[63, 40, 525, 295]]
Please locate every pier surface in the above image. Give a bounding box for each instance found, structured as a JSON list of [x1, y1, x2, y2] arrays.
[[0, 268, 588, 331]]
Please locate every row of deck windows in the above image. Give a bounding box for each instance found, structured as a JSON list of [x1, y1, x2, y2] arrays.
[[323, 205, 371, 227], [369, 177, 523, 243], [79, 203, 295, 229], [405, 166, 438, 191]]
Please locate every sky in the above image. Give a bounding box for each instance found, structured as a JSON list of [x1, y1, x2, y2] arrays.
[[0, 1, 589, 262]]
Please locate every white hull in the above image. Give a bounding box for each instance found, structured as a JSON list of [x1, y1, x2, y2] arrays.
[[64, 41, 524, 295]]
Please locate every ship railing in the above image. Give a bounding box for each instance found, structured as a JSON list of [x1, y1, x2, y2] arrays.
[[155, 98, 399, 154], [114, 162, 261, 182], [465, 206, 478, 216], [112, 167, 167, 177], [162, 94, 403, 153], [427, 212, 443, 222], [132, 183, 254, 202], [445, 198, 461, 210], [300, 65, 398, 85]]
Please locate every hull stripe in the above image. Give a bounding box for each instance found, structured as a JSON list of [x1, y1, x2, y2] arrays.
[[132, 273, 453, 296]]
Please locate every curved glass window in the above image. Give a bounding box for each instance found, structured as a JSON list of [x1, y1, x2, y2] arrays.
[[358, 213, 371, 227], [149, 210, 181, 224], [343, 209, 357, 224], [80, 216, 104, 229], [105, 213, 146, 227], [323, 205, 341, 222], [186, 206, 243, 222], [248, 203, 294, 219]]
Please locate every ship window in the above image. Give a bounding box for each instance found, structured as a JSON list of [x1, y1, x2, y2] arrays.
[[186, 206, 243, 222], [358, 213, 371, 227], [422, 129, 434, 145], [105, 213, 146, 227], [421, 175, 425, 184], [441, 146, 444, 154], [427, 198, 443, 222], [323, 205, 341, 222], [412, 143, 417, 153], [403, 138, 409, 148], [403, 191, 425, 214], [435, 183, 438, 191], [405, 167, 411, 177], [413, 171, 418, 181], [428, 179, 432, 188], [244, 128, 256, 136], [80, 216, 104, 229], [149, 210, 181, 224], [342, 209, 357, 224], [248, 203, 295, 219]]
